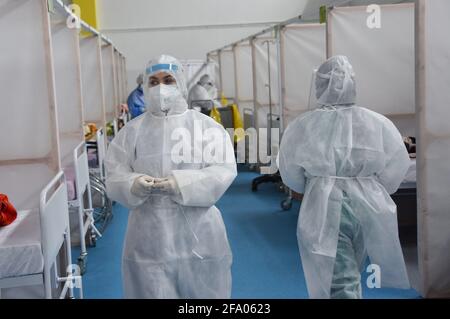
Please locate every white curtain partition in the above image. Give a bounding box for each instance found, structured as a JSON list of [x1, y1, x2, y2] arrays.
[[80, 35, 106, 128], [233, 41, 254, 114], [0, 0, 60, 210], [327, 3, 415, 136], [416, 0, 450, 298], [219, 48, 236, 102], [252, 35, 280, 130], [51, 16, 84, 168], [281, 23, 326, 128], [101, 44, 116, 122]]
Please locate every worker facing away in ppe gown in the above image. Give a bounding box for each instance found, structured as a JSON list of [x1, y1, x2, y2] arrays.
[[105, 55, 237, 299], [188, 74, 220, 114], [278, 55, 410, 299]]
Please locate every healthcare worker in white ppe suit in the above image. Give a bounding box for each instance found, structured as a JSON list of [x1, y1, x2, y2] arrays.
[[188, 74, 220, 113], [105, 55, 237, 299], [278, 56, 410, 299]]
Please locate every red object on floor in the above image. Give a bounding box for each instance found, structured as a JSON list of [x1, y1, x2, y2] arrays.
[[0, 193, 17, 227]]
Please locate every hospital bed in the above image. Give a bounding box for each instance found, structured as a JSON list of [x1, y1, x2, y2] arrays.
[[67, 142, 102, 274], [86, 128, 113, 232], [0, 172, 83, 299]]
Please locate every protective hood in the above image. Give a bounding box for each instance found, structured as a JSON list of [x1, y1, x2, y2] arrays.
[[315, 55, 356, 107], [143, 55, 188, 116]]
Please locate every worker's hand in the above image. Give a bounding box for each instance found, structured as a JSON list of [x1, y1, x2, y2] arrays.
[[152, 176, 180, 196], [130, 175, 155, 198]]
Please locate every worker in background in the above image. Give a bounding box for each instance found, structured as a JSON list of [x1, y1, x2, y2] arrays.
[[188, 74, 220, 114], [105, 55, 237, 299], [127, 73, 146, 119], [278, 55, 410, 299]]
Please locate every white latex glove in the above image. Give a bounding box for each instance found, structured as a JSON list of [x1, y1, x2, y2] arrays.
[[152, 176, 180, 196], [130, 175, 155, 198]]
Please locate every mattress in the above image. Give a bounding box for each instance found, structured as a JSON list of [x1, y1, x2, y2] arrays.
[[0, 210, 44, 279], [400, 159, 417, 189]]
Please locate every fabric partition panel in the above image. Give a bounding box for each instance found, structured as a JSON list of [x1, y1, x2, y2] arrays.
[[252, 36, 280, 130], [327, 4, 415, 120], [80, 35, 106, 128], [101, 44, 115, 122], [234, 42, 254, 114], [219, 49, 236, 101], [416, 0, 450, 298], [281, 23, 326, 128], [0, 0, 60, 210], [50, 18, 84, 167]]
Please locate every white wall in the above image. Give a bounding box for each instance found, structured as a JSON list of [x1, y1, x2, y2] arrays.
[[97, 0, 309, 93]]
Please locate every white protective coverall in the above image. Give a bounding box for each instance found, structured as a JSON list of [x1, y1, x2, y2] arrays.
[[278, 56, 411, 298], [105, 55, 237, 298]]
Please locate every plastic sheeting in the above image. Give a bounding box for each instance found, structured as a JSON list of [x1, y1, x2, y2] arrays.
[[416, 0, 450, 298], [328, 4, 415, 117], [281, 23, 326, 127]]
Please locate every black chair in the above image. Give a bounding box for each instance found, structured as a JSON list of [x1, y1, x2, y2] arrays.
[[252, 114, 282, 192]]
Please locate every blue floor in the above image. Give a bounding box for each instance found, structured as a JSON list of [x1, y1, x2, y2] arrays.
[[74, 167, 420, 299]]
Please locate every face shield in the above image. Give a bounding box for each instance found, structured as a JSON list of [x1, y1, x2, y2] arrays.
[[143, 55, 188, 116]]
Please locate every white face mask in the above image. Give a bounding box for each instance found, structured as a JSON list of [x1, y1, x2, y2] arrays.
[[206, 86, 218, 100], [145, 84, 187, 116]]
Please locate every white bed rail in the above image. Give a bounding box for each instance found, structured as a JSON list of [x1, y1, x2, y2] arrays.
[[40, 171, 83, 299]]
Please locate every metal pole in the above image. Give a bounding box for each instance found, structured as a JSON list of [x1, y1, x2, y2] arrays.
[[263, 40, 273, 157], [275, 25, 284, 135], [218, 50, 223, 96]]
